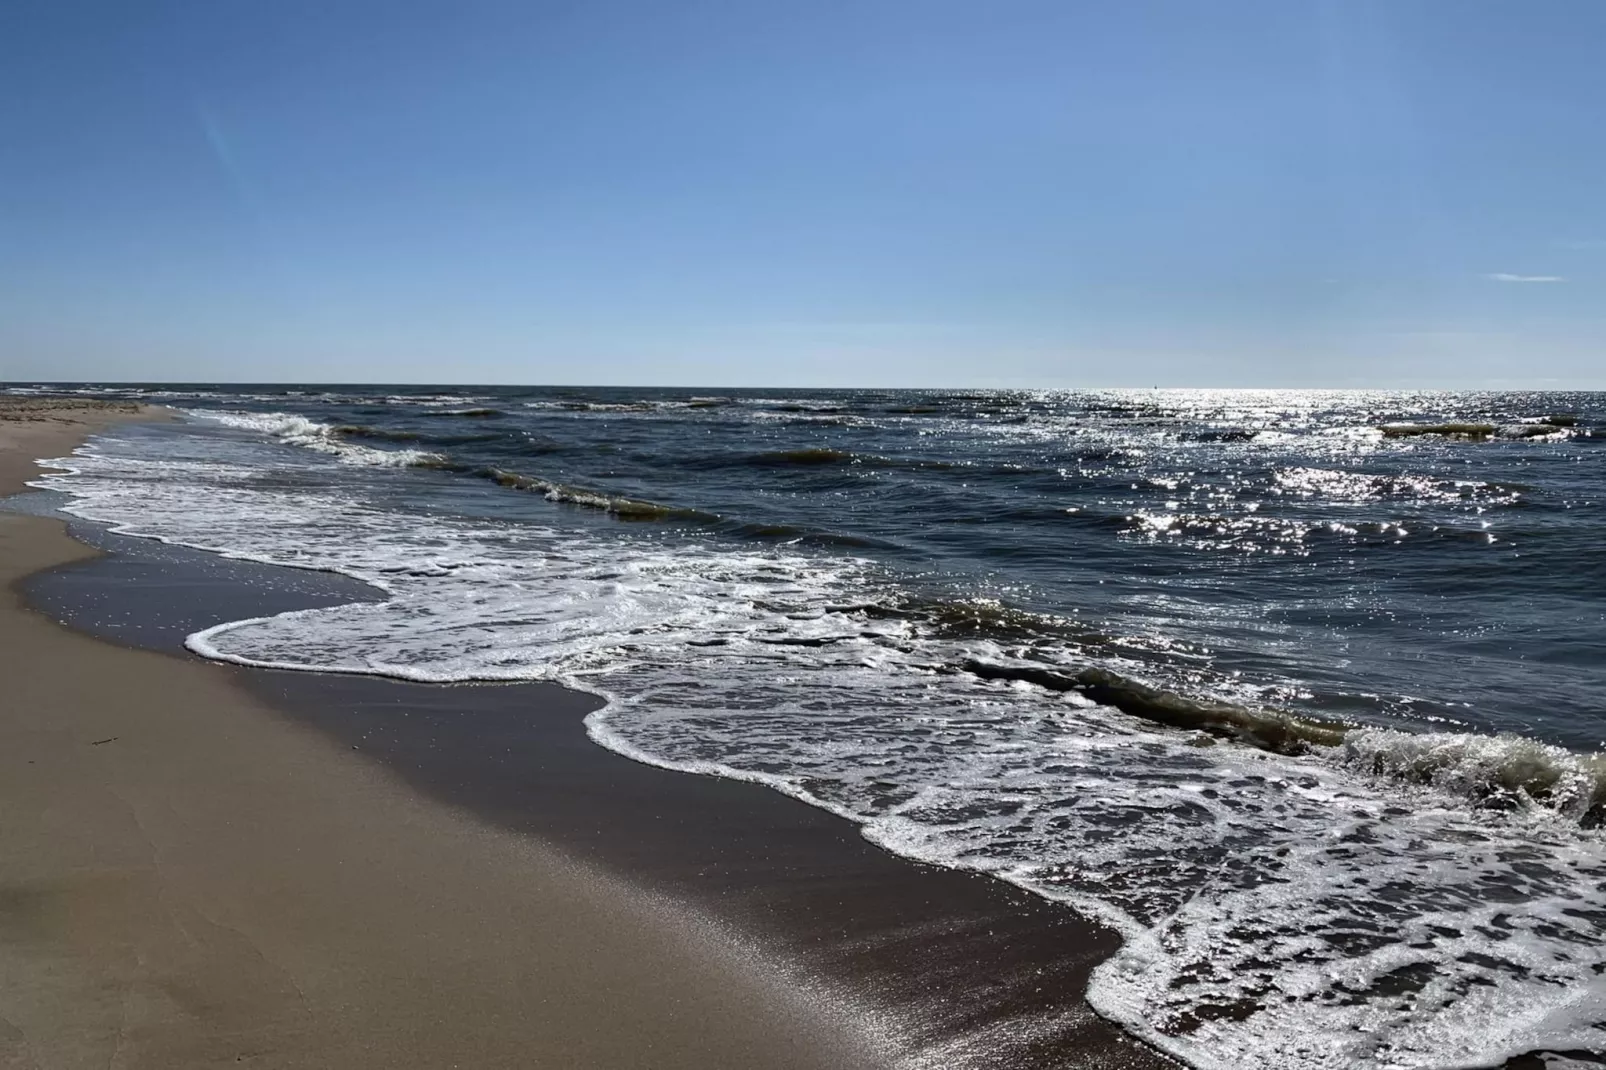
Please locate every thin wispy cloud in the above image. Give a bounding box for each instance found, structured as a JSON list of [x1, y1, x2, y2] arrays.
[[1484, 272, 1566, 283]]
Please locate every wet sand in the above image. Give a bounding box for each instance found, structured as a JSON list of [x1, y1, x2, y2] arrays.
[[3, 399, 1172, 1069], [0, 401, 878, 1070]]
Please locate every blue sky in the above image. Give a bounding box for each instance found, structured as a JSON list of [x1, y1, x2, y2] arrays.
[[2, 0, 1602, 387]]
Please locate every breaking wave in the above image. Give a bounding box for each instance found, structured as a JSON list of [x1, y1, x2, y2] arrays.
[[332, 424, 423, 442], [1338, 728, 1606, 826], [1379, 421, 1573, 441], [422, 407, 506, 418], [961, 659, 1349, 754], [479, 466, 718, 522], [963, 659, 1606, 825], [189, 410, 445, 468]]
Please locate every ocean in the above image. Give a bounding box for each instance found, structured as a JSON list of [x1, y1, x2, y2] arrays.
[[12, 383, 1606, 1068]]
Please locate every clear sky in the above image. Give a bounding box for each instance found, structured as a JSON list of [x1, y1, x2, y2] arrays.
[[3, 1, 1602, 388]]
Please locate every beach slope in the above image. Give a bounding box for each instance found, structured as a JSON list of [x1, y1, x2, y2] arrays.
[[0, 401, 871, 1069]]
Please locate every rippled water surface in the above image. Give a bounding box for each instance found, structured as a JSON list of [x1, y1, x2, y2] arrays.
[[14, 383, 1606, 1068]]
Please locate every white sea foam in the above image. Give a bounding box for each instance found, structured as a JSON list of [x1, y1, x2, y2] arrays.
[[32, 416, 1606, 1070], [186, 409, 443, 467]]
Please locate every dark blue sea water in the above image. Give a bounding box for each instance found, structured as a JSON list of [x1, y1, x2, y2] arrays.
[[14, 383, 1606, 1068]]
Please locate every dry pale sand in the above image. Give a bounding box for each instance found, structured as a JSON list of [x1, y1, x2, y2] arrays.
[[0, 398, 161, 497], [0, 401, 877, 1069]]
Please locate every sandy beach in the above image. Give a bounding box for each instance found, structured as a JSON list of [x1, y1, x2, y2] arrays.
[[0, 399, 1175, 1069], [8, 391, 1593, 1070], [0, 400, 880, 1069]]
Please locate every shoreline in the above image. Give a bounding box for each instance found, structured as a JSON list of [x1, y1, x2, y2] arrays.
[[17, 515, 1177, 1067], [3, 400, 1173, 1068], [0, 401, 888, 1070], [6, 399, 1591, 1068]]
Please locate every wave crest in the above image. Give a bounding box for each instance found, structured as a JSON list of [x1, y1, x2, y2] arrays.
[[1339, 728, 1606, 826], [481, 467, 717, 522], [962, 658, 1347, 753], [188, 410, 444, 468], [965, 657, 1606, 826]]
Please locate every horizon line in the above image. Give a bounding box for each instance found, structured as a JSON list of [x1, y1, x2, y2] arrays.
[[5, 379, 1605, 393]]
